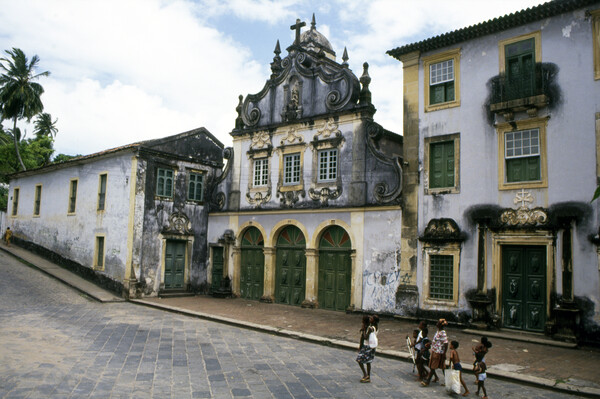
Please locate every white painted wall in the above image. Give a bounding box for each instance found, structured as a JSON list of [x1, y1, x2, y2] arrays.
[[7, 151, 135, 282]]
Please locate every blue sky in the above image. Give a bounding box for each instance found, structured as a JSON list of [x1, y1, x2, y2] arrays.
[[0, 0, 546, 156]]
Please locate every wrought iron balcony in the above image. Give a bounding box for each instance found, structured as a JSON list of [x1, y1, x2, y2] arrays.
[[489, 64, 552, 117]]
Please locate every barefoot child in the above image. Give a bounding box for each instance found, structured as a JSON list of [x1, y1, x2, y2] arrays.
[[472, 336, 492, 383], [448, 340, 469, 396], [421, 318, 448, 387], [474, 361, 488, 398], [356, 315, 378, 383], [415, 325, 429, 380]]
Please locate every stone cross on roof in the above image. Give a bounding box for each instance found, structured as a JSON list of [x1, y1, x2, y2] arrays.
[[290, 18, 306, 45]]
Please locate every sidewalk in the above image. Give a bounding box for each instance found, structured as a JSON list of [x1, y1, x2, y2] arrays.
[[1, 242, 599, 397]]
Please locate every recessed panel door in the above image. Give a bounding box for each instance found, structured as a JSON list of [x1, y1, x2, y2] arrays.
[[275, 226, 306, 306], [165, 240, 186, 289], [318, 226, 352, 311], [241, 227, 264, 300], [502, 245, 546, 332]]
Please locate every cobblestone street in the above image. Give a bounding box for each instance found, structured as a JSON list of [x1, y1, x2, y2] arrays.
[[0, 252, 582, 398]]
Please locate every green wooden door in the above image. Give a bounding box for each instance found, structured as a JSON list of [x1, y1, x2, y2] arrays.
[[164, 240, 186, 289], [502, 245, 546, 332], [211, 247, 224, 292], [241, 227, 264, 300], [318, 226, 352, 311], [506, 38, 535, 99], [275, 226, 306, 306]]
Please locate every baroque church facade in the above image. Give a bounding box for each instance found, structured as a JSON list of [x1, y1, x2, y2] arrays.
[[206, 17, 404, 312]]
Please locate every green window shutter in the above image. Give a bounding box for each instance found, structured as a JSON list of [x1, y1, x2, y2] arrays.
[[506, 156, 540, 183], [429, 141, 455, 189]]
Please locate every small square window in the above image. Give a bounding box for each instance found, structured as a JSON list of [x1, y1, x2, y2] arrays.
[[157, 168, 174, 198]]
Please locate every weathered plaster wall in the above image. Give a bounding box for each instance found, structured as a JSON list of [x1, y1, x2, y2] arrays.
[[414, 8, 600, 326], [7, 152, 135, 284]]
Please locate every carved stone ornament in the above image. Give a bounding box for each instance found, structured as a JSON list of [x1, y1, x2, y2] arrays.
[[164, 212, 193, 235], [251, 131, 271, 150], [276, 189, 305, 207], [500, 207, 548, 226], [314, 117, 341, 140], [421, 218, 463, 242], [308, 186, 342, 205], [500, 189, 548, 227], [280, 126, 304, 145], [246, 188, 272, 207]]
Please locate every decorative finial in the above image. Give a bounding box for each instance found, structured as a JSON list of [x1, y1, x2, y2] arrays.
[[290, 18, 306, 45], [311, 13, 316, 30], [359, 62, 372, 106], [342, 47, 349, 67], [271, 40, 283, 77], [274, 40, 281, 56], [235, 95, 244, 130]]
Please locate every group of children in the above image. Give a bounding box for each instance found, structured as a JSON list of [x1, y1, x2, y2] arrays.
[[410, 319, 491, 398]]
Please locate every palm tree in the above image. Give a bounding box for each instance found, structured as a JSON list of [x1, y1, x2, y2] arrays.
[[34, 112, 58, 139], [0, 48, 50, 171]]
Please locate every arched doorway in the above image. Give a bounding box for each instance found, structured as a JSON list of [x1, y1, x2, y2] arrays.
[[318, 226, 352, 311], [240, 227, 264, 300], [275, 225, 306, 306]]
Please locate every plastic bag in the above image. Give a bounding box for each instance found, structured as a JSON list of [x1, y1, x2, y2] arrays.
[[368, 329, 378, 348], [445, 369, 461, 394]]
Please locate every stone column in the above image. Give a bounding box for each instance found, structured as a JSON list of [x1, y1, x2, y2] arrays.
[[261, 247, 276, 302], [232, 246, 241, 297], [302, 248, 318, 308]]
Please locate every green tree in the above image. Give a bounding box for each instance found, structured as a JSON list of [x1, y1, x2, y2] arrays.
[[52, 153, 80, 163], [34, 112, 58, 138], [0, 48, 50, 171]]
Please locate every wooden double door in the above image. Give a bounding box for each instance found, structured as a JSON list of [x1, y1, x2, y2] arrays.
[[275, 226, 306, 306], [240, 227, 264, 300], [318, 226, 352, 311], [164, 240, 186, 290], [502, 245, 546, 332]]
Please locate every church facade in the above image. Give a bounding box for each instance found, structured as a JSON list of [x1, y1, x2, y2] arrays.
[[388, 0, 600, 342], [206, 17, 404, 312]]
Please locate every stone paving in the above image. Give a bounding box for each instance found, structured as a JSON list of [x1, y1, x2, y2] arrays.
[[0, 251, 586, 398]]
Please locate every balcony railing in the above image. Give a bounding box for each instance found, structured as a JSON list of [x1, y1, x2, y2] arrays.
[[490, 64, 551, 108]]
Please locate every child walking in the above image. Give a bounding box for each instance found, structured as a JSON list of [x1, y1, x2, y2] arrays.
[[474, 361, 488, 398], [421, 318, 448, 387], [356, 315, 379, 383], [448, 340, 470, 396], [414, 323, 429, 381], [472, 336, 492, 383]]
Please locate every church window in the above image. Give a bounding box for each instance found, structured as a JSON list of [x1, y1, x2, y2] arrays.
[[505, 129, 540, 183], [318, 149, 337, 182], [188, 172, 204, 202], [253, 158, 269, 186], [423, 49, 461, 112], [33, 185, 42, 216], [11, 187, 19, 216], [156, 168, 174, 198], [97, 173, 107, 211], [423, 243, 460, 306], [284, 153, 301, 185], [68, 179, 78, 214]]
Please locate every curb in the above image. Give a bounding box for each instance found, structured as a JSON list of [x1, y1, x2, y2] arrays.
[[131, 298, 600, 398]]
